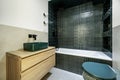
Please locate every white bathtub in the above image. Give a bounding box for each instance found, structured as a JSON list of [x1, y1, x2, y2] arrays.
[[56, 48, 112, 61]]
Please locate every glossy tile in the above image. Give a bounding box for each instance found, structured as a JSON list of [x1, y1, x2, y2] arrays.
[[57, 2, 103, 51]]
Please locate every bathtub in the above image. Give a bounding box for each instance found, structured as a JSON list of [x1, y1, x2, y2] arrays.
[[56, 48, 112, 61], [55, 48, 112, 74]]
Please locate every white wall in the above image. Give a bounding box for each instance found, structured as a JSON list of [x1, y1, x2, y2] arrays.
[[112, 0, 120, 71], [113, 0, 120, 28], [0, 0, 48, 32], [0, 0, 48, 80], [108, 0, 120, 79], [0, 25, 48, 80]]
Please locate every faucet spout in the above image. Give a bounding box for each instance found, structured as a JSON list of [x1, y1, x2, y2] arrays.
[[33, 34, 37, 40]]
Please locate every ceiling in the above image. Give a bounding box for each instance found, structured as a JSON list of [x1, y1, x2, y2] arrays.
[[49, 0, 104, 9]]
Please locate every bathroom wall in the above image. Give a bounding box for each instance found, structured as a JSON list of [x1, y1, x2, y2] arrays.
[[0, 25, 48, 80], [0, 0, 48, 32], [48, 2, 58, 47], [57, 2, 103, 51], [112, 0, 120, 77], [113, 0, 120, 28], [0, 0, 48, 80]]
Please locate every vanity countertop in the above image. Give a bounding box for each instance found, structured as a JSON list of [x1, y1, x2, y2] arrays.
[[7, 47, 55, 58]]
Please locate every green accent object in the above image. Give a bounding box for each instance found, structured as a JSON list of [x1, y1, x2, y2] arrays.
[[82, 62, 116, 80], [24, 42, 48, 51]]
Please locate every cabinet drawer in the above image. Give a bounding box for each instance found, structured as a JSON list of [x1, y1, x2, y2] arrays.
[[21, 55, 55, 80], [21, 49, 55, 72]]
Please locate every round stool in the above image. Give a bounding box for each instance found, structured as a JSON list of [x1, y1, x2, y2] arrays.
[[82, 62, 116, 80]]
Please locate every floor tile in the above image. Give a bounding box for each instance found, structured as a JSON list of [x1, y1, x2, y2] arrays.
[[47, 68, 84, 80]]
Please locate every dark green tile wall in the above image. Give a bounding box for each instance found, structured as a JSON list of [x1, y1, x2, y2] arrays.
[[57, 2, 103, 51], [56, 53, 112, 74], [48, 2, 58, 47], [49, 1, 112, 75]]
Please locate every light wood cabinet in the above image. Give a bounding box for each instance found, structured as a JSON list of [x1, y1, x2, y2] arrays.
[[6, 47, 55, 80]]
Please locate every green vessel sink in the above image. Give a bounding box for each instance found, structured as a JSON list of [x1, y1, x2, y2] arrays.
[[23, 42, 48, 51]]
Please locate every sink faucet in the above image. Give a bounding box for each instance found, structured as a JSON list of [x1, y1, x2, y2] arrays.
[[28, 34, 37, 41], [33, 34, 37, 40]]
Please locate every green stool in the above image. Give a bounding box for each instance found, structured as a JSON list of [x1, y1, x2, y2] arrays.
[[82, 62, 116, 80]]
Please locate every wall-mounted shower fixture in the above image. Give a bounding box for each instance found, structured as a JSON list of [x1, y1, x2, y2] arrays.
[[43, 13, 48, 17], [43, 21, 48, 25], [43, 13, 48, 25], [43, 21, 46, 25]]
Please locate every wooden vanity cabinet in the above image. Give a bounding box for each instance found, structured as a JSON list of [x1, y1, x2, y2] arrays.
[[6, 47, 55, 80]]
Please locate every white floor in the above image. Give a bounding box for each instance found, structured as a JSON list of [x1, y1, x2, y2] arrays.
[[47, 68, 84, 80]]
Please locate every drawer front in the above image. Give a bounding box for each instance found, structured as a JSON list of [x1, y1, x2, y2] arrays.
[[6, 54, 21, 80], [21, 55, 55, 80], [21, 49, 55, 72]]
